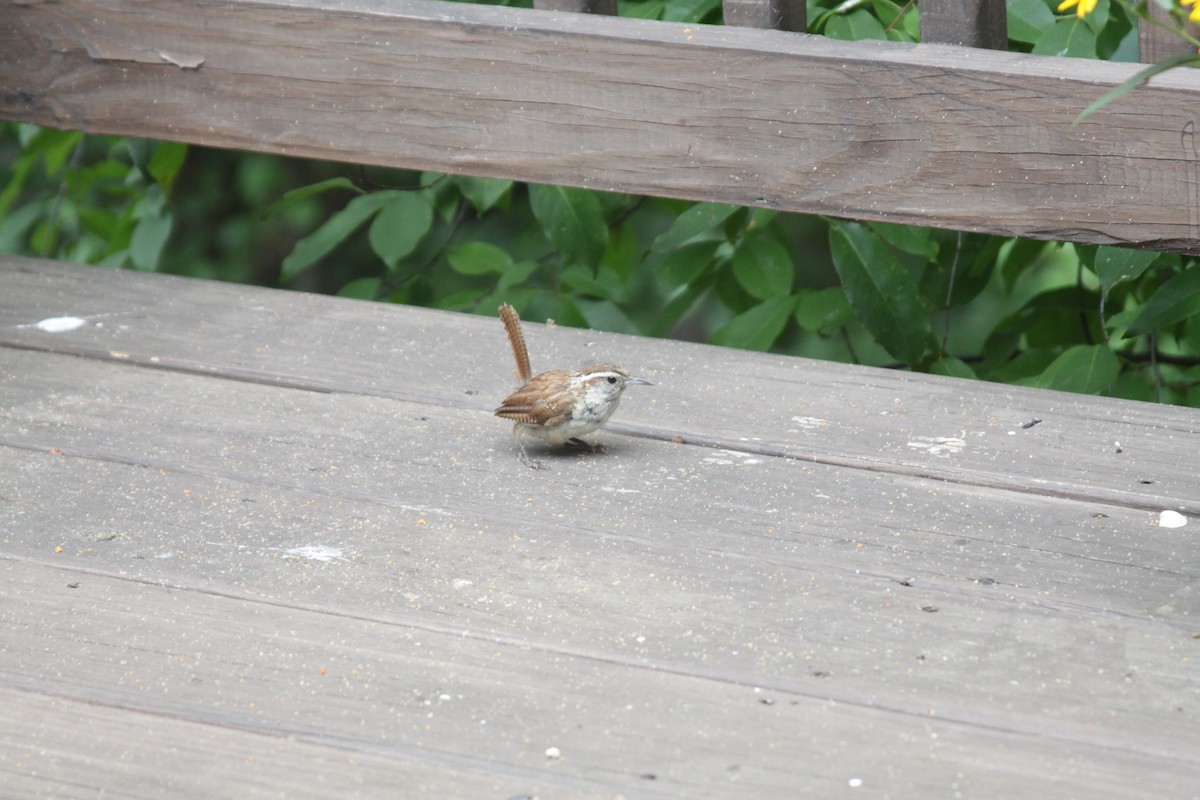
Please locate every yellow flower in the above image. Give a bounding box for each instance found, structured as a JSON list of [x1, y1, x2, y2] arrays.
[[1184, 0, 1200, 23], [1057, 0, 1098, 17]]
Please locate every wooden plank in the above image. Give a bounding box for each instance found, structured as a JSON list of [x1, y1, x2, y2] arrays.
[[0, 688, 582, 799], [723, 0, 806, 33], [4, 556, 1194, 799], [2, 267, 1198, 795], [2, 0, 1199, 251], [4, 355, 1197, 633], [920, 0, 1006, 48], [4, 438, 1199, 791], [1, 256, 1197, 514]]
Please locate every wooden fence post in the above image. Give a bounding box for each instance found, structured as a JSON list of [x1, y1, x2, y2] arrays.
[[1138, 1, 1199, 62], [534, 0, 617, 14], [920, 0, 1006, 48], [723, 0, 806, 32]]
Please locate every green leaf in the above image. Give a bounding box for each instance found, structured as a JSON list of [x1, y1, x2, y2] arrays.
[[1008, 0, 1056, 44], [829, 221, 931, 368], [562, 264, 624, 301], [1030, 344, 1120, 394], [123, 138, 152, 172], [1104, 306, 1139, 331], [129, 212, 172, 271], [575, 298, 640, 334], [147, 141, 188, 197], [1023, 286, 1104, 347], [930, 357, 977, 380], [868, 222, 938, 260], [527, 184, 608, 266], [1094, 245, 1159, 289], [653, 241, 718, 289], [554, 296, 590, 329], [1126, 265, 1200, 335], [651, 203, 738, 253], [1032, 17, 1097, 59], [38, 128, 84, 176], [662, 0, 720, 22], [748, 207, 778, 229], [826, 9, 888, 41], [0, 201, 44, 251], [869, 0, 907, 31], [920, 232, 1001, 308], [711, 296, 796, 351], [655, 274, 714, 336], [498, 259, 541, 291], [1078, 0, 1111, 33], [438, 289, 486, 311], [619, 0, 666, 19], [132, 183, 167, 218], [368, 193, 433, 267], [263, 177, 361, 220], [281, 191, 400, 282], [1072, 53, 1200, 127], [337, 277, 382, 299], [447, 241, 513, 275], [601, 221, 639, 281], [794, 287, 853, 333], [991, 348, 1059, 382], [455, 176, 512, 215], [1099, 20, 1139, 63], [732, 233, 793, 300]]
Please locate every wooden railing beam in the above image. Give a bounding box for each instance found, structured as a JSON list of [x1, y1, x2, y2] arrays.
[[3, 0, 1199, 252]]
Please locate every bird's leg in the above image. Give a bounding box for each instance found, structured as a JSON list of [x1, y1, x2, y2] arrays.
[[515, 427, 546, 470]]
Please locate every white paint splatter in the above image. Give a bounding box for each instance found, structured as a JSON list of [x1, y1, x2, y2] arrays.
[[790, 416, 827, 432], [34, 316, 87, 333], [907, 436, 966, 457], [702, 449, 761, 466], [1158, 510, 1187, 529], [284, 545, 346, 562]]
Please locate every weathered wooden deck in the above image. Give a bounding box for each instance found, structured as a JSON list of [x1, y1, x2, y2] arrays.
[[1, 254, 1198, 798]]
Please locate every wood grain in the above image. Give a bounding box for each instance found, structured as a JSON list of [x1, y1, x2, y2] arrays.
[[2, 359, 1197, 795], [4, 348, 1197, 633], [1, 256, 1196, 513], [2, 0, 1200, 251], [2, 260, 1198, 796], [4, 557, 1193, 799], [920, 0, 1006, 48], [723, 0, 806, 33], [1138, 2, 1200, 63]]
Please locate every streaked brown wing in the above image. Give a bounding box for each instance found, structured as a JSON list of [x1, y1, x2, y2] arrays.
[[495, 371, 573, 427]]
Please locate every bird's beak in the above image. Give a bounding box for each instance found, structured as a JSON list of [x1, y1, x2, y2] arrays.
[[627, 376, 652, 386]]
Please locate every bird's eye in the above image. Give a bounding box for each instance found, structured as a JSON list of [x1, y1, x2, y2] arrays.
[[607, 376, 618, 384]]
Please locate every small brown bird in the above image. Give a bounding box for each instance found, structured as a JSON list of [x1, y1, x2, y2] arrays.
[[495, 304, 650, 468]]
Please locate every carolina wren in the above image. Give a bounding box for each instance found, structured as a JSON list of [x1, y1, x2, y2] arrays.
[[495, 304, 651, 468]]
